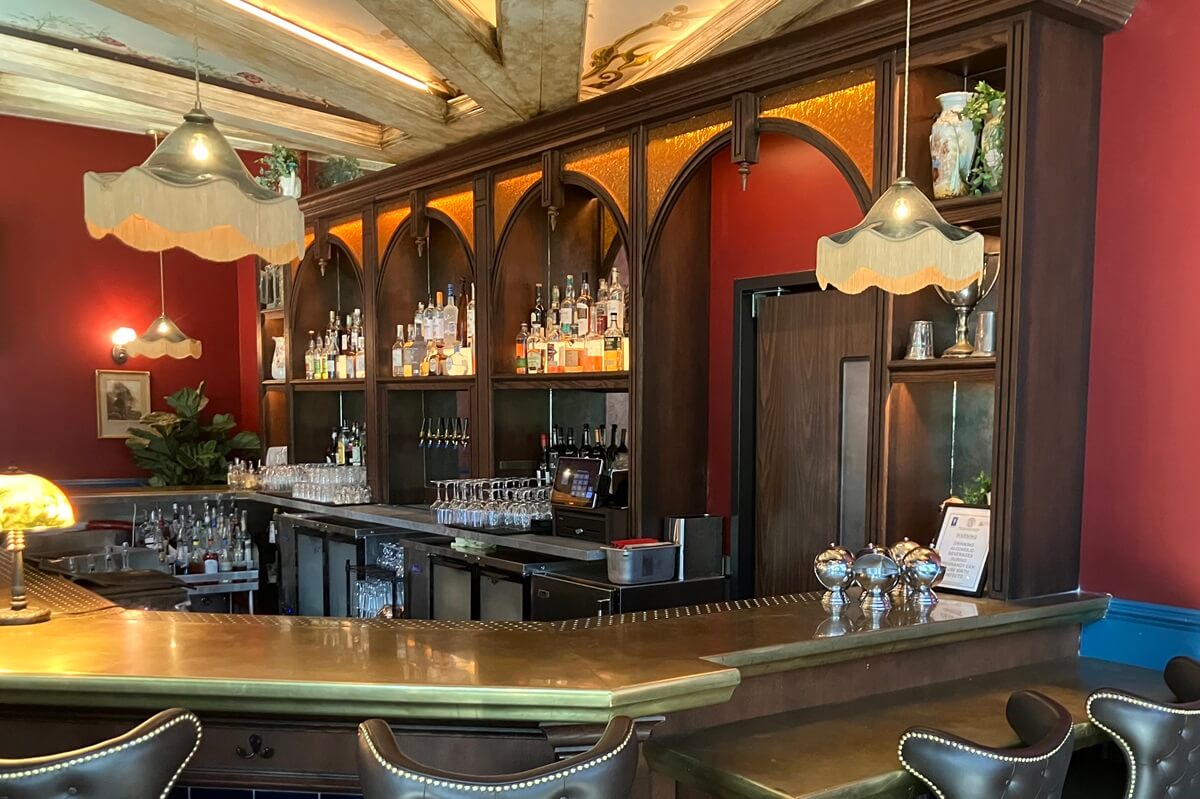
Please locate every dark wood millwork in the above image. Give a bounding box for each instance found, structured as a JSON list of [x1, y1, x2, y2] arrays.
[[264, 1, 1133, 598]]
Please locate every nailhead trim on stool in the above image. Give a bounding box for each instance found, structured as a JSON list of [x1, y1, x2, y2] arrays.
[[1086, 691, 1200, 799], [897, 728, 1073, 799]]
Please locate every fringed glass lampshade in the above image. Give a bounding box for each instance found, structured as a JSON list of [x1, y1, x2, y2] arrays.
[[816, 177, 985, 295], [126, 314, 202, 360], [83, 106, 305, 264]]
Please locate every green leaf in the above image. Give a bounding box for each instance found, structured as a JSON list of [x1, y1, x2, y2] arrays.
[[204, 413, 236, 434]]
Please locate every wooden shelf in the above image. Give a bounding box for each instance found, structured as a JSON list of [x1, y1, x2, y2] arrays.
[[261, 379, 287, 390], [888, 357, 995, 382], [492, 372, 630, 391], [260, 307, 285, 318], [292, 379, 365, 392], [934, 193, 1003, 226], [379, 375, 476, 390]]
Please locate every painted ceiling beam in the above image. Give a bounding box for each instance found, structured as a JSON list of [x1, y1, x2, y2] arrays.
[[0, 33, 412, 164], [358, 0, 529, 123], [497, 0, 589, 114], [89, 0, 460, 141]]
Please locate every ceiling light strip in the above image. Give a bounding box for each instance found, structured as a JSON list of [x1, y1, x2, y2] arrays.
[[215, 0, 430, 93]]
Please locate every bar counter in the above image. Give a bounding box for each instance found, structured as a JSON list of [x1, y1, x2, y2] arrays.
[[0, 552, 1106, 722]]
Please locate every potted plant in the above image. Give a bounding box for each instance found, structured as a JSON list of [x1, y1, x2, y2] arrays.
[[317, 156, 364, 189], [126, 382, 260, 487], [255, 145, 301, 197], [963, 81, 1006, 195]]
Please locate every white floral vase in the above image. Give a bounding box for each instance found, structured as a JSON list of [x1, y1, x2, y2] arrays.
[[271, 336, 287, 380], [279, 169, 302, 199], [930, 91, 976, 199], [980, 97, 1005, 187]]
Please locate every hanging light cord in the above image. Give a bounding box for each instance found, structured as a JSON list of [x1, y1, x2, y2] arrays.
[[899, 0, 912, 178], [158, 252, 167, 316], [192, 0, 202, 108]]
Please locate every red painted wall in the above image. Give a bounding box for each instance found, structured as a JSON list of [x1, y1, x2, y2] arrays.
[[0, 115, 255, 481], [706, 134, 865, 524], [1080, 0, 1200, 608]]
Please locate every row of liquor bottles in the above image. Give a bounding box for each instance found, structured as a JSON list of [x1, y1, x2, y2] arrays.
[[535, 423, 629, 483], [141, 501, 259, 576], [328, 422, 366, 466], [392, 280, 477, 378], [304, 309, 366, 380], [516, 267, 629, 374]]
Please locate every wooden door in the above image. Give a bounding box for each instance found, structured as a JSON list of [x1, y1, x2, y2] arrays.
[[755, 289, 876, 595]]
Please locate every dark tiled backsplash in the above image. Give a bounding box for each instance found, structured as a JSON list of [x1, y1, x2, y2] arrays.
[[172, 788, 361, 799]]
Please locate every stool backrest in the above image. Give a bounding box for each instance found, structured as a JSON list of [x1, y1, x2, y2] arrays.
[[1087, 656, 1200, 799], [0, 708, 201, 799], [899, 690, 1075, 799], [357, 716, 637, 799]]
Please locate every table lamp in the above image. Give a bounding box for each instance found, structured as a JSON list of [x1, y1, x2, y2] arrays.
[[0, 467, 75, 625]]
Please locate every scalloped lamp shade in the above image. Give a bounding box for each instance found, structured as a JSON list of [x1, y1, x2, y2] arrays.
[[125, 314, 202, 360], [83, 107, 305, 264], [816, 177, 985, 295], [0, 469, 75, 534]]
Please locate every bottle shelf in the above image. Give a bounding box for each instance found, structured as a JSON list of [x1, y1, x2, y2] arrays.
[[292, 379, 366, 392], [492, 372, 630, 391], [260, 307, 285, 319], [888, 356, 995, 382], [379, 375, 477, 390], [934, 193, 1003, 226], [261, 379, 287, 389]]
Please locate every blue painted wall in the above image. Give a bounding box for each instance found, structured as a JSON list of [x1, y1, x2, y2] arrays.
[[1081, 598, 1200, 672]]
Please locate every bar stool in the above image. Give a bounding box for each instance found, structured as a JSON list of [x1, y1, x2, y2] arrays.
[[0, 708, 200, 799], [898, 690, 1074, 799], [357, 716, 637, 799], [1087, 655, 1200, 799]]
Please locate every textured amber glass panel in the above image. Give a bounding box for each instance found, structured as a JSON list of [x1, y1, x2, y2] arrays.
[[375, 201, 411, 260], [565, 138, 630, 220], [304, 228, 315, 250], [428, 185, 475, 252], [493, 164, 540, 244], [603, 210, 620, 254], [328, 215, 364, 266], [761, 76, 876, 184], [647, 107, 733, 222]]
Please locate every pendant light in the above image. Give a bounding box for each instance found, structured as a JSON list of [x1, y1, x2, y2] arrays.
[[83, 4, 304, 264], [815, 0, 984, 295], [125, 251, 203, 360]]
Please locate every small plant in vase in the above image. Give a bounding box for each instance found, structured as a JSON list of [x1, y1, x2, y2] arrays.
[[255, 145, 301, 197], [961, 471, 992, 506], [963, 81, 1006, 195]]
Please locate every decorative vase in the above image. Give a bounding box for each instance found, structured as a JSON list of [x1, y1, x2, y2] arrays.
[[279, 169, 302, 199], [271, 336, 287, 380], [980, 97, 1005, 190], [930, 91, 976, 199]]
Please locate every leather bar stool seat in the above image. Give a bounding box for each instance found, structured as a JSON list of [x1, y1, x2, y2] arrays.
[[357, 715, 637, 799], [898, 690, 1074, 799], [1087, 655, 1200, 799], [0, 708, 200, 799]]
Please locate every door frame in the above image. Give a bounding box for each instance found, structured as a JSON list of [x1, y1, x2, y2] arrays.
[[729, 272, 884, 598]]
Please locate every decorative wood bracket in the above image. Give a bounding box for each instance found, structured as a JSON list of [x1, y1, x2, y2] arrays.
[[410, 189, 429, 256], [731, 91, 761, 191], [541, 150, 565, 230]]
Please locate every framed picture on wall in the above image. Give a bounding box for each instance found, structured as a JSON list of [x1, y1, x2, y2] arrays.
[[96, 370, 151, 439], [933, 504, 991, 596]]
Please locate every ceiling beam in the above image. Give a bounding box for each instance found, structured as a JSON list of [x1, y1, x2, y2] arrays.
[[634, 0, 827, 83], [358, 0, 529, 122], [0, 33, 423, 164], [89, 0, 459, 141], [498, 0, 589, 113]]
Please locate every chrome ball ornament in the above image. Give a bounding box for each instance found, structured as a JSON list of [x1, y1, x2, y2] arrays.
[[853, 551, 899, 613], [901, 546, 944, 608], [813, 544, 855, 608], [889, 538, 921, 597]]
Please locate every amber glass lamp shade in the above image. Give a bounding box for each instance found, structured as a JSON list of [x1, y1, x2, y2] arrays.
[[83, 106, 305, 264], [0, 468, 76, 625]]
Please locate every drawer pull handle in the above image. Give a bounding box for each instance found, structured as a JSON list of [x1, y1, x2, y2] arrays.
[[574, 528, 584, 535], [236, 734, 275, 760]]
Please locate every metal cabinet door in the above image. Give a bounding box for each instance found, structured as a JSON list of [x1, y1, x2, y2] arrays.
[[430, 555, 475, 620], [529, 574, 616, 621]]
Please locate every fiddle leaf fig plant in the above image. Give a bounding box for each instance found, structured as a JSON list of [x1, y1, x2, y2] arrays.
[[126, 381, 260, 487]]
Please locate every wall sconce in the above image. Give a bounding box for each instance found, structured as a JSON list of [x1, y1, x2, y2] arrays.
[[111, 327, 136, 364]]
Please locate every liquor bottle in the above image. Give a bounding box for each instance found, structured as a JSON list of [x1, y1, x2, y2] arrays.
[[446, 344, 468, 376], [443, 283, 459, 345], [423, 296, 439, 344], [563, 427, 579, 458], [546, 321, 563, 374], [606, 423, 619, 463], [550, 284, 561, 329], [414, 302, 425, 339], [335, 315, 349, 379], [403, 324, 422, 377], [583, 323, 604, 372], [614, 428, 630, 470], [305, 331, 316, 380], [563, 334, 584, 373], [537, 433, 553, 483], [532, 283, 546, 327], [607, 267, 625, 334], [549, 426, 563, 474], [328, 335, 338, 380], [581, 424, 592, 457], [218, 541, 232, 573], [188, 533, 204, 574], [577, 272, 592, 337], [435, 342, 449, 376], [353, 309, 366, 378], [526, 323, 546, 375], [560, 275, 576, 336], [592, 427, 607, 463], [203, 535, 220, 574], [514, 322, 528, 375], [603, 311, 623, 372], [312, 335, 323, 379], [465, 280, 477, 349], [596, 278, 609, 313], [398, 321, 412, 374]]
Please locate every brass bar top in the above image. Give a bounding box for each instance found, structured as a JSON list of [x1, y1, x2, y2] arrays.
[[0, 548, 1108, 721], [644, 657, 1165, 799]]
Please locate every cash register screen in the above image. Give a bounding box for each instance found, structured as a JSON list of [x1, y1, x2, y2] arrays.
[[551, 457, 603, 508]]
